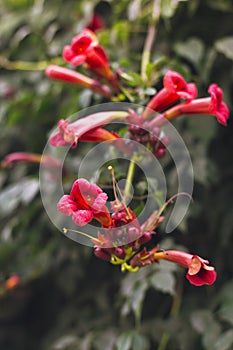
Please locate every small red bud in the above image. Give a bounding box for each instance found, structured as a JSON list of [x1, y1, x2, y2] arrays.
[[114, 247, 126, 259], [138, 232, 152, 244], [94, 248, 111, 261]]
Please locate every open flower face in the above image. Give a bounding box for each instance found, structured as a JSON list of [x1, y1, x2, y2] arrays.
[[130, 249, 217, 286], [63, 29, 114, 80], [186, 255, 217, 286], [63, 29, 99, 66], [208, 84, 229, 125], [156, 250, 217, 286], [163, 83, 229, 126], [57, 178, 112, 227]]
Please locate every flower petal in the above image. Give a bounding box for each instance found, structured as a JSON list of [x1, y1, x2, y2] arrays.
[[70, 55, 86, 66], [92, 192, 108, 210], [72, 209, 93, 226], [186, 268, 217, 286], [57, 195, 78, 215]]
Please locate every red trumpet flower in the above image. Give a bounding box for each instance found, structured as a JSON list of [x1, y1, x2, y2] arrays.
[[49, 111, 128, 148], [131, 248, 217, 286], [46, 65, 112, 98], [163, 83, 229, 126], [57, 178, 112, 227], [143, 70, 197, 119], [63, 29, 115, 81]]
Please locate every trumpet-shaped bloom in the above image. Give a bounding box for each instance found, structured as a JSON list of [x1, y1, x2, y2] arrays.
[[49, 111, 128, 148], [158, 250, 217, 286], [63, 29, 114, 80], [45, 65, 111, 97], [57, 178, 112, 227], [1, 152, 61, 169], [143, 70, 197, 119], [163, 83, 229, 126], [131, 249, 216, 286]]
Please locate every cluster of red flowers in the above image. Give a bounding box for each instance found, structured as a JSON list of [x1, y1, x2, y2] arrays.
[[46, 28, 120, 97], [2, 26, 230, 289], [44, 27, 231, 288], [58, 178, 216, 286], [45, 38, 229, 151]]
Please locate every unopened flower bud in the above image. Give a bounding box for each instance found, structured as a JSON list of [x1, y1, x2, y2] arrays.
[[138, 231, 152, 245], [94, 247, 110, 261], [155, 147, 166, 158], [114, 247, 126, 259]]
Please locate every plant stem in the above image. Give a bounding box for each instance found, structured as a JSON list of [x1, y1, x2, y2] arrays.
[[123, 153, 138, 202], [141, 0, 161, 81], [157, 279, 183, 350], [0, 56, 63, 70]]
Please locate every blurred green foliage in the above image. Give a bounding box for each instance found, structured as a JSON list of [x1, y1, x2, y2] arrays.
[[0, 0, 233, 349]]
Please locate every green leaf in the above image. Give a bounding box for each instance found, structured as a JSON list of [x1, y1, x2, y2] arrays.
[[120, 269, 149, 322], [0, 178, 39, 217], [132, 282, 149, 323], [116, 332, 133, 350], [112, 21, 130, 45], [203, 322, 222, 350], [2, 0, 34, 9], [206, 0, 233, 12], [215, 37, 233, 60], [128, 0, 141, 21], [214, 330, 233, 350], [116, 331, 149, 350], [132, 333, 150, 350], [150, 270, 176, 295], [218, 280, 233, 325], [0, 11, 26, 38], [190, 310, 216, 334], [174, 37, 205, 68], [52, 334, 79, 350], [119, 72, 144, 87], [161, 0, 188, 18], [190, 310, 221, 350]]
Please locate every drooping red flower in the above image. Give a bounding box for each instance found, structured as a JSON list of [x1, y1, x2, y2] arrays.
[[57, 178, 112, 227], [63, 29, 115, 81], [45, 65, 112, 98], [163, 83, 229, 126], [143, 70, 198, 119], [1, 152, 61, 169], [131, 249, 216, 286], [87, 13, 105, 32], [49, 111, 128, 148]]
